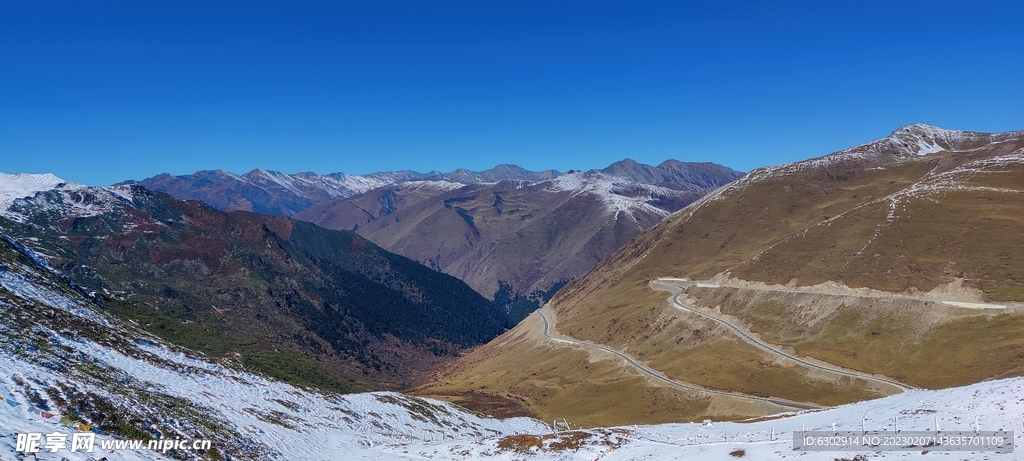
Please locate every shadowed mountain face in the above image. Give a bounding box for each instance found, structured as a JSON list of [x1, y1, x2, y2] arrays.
[[0, 183, 509, 390], [418, 124, 1024, 425], [293, 161, 745, 305]]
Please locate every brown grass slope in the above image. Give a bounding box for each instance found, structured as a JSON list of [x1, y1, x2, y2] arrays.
[[418, 124, 1024, 423]]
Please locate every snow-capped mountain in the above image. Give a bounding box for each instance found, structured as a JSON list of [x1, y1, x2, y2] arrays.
[[1, 182, 138, 225], [127, 164, 563, 217], [748, 123, 1024, 180], [0, 173, 93, 217], [293, 160, 743, 307], [127, 160, 738, 221]]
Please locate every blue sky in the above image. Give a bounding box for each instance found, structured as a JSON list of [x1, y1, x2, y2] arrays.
[[2, 1, 1023, 186]]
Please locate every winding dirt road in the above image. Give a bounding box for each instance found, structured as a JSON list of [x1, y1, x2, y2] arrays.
[[651, 278, 917, 392], [535, 307, 822, 411]]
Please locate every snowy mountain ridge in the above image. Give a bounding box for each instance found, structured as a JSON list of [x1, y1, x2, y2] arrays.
[[545, 170, 704, 219], [127, 159, 742, 218], [0, 173, 86, 209], [672, 124, 1024, 217], [814, 123, 1024, 168], [0, 177, 141, 224], [125, 164, 567, 217]]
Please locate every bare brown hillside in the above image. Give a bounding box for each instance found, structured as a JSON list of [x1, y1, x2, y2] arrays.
[[296, 160, 743, 299], [417, 124, 1024, 425]]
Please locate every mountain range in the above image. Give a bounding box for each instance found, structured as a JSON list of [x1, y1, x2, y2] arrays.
[[0, 177, 509, 391], [123, 164, 561, 217], [417, 123, 1024, 426], [132, 160, 744, 318]]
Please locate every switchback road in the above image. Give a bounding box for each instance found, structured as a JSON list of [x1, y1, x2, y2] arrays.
[[651, 279, 918, 393], [535, 307, 822, 411]]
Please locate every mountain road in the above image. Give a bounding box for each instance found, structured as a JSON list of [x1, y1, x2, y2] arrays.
[[535, 307, 823, 412], [651, 278, 918, 393]]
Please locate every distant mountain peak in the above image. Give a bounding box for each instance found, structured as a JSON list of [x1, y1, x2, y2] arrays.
[[885, 123, 975, 156], [442, 164, 560, 183], [773, 124, 1024, 174], [890, 122, 947, 134], [0, 172, 83, 208]]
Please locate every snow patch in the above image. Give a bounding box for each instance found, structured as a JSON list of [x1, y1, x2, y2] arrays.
[[0, 173, 84, 209], [545, 171, 683, 220], [0, 270, 109, 326]]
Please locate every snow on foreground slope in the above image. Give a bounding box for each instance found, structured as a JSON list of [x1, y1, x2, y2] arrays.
[[0, 235, 546, 460], [373, 377, 1023, 461], [0, 344, 546, 461]]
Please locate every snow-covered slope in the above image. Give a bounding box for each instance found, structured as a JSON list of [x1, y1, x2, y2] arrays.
[[545, 170, 705, 220], [0, 233, 547, 460], [380, 377, 1024, 460], [0, 173, 85, 209], [0, 172, 139, 223]]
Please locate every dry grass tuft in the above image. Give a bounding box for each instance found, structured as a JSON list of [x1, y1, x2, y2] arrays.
[[496, 430, 624, 454], [496, 434, 549, 453], [548, 431, 593, 451]]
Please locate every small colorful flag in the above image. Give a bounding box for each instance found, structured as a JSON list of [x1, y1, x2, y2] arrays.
[[90, 427, 105, 435], [76, 423, 91, 432], [41, 411, 55, 419], [5, 398, 19, 407], [59, 416, 76, 426]]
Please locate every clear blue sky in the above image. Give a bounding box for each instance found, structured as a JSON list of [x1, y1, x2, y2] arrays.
[[3, 1, 1023, 186]]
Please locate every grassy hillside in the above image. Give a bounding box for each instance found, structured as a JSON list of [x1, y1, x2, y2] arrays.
[[420, 125, 1024, 423]]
